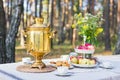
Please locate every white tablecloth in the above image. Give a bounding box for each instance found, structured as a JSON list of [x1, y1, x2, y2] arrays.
[[0, 55, 120, 80]]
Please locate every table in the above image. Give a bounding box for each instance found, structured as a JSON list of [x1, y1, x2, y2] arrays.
[[0, 55, 120, 80]]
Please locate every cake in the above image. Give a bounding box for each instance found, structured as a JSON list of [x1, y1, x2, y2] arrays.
[[70, 43, 97, 67]]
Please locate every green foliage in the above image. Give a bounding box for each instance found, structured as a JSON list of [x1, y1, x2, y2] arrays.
[[73, 0, 80, 13], [72, 12, 104, 46]]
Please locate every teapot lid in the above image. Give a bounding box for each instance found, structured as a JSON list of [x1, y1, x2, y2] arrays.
[[30, 18, 47, 27]]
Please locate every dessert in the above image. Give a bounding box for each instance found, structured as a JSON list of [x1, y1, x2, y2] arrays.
[[75, 43, 95, 54], [50, 61, 70, 67], [70, 43, 97, 67], [70, 56, 97, 65]]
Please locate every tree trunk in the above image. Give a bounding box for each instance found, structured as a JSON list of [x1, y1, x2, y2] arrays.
[[39, 0, 42, 17], [49, 0, 54, 48], [103, 0, 111, 51], [87, 0, 95, 14], [6, 0, 23, 63], [35, 0, 38, 17], [57, 0, 65, 44], [112, 0, 118, 34], [114, 0, 120, 54], [72, 0, 75, 47], [0, 0, 7, 63]]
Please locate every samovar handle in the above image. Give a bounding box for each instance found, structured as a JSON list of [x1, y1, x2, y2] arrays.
[[47, 24, 57, 38], [22, 29, 27, 37], [49, 31, 57, 38]]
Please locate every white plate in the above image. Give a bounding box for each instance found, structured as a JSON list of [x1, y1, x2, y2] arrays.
[[74, 48, 95, 54], [72, 63, 98, 68], [55, 72, 73, 76]]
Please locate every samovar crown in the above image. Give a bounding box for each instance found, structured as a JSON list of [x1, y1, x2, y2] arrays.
[[35, 18, 44, 24]]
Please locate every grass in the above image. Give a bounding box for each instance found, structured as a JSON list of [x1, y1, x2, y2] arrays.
[[15, 40, 114, 62], [15, 41, 73, 62]]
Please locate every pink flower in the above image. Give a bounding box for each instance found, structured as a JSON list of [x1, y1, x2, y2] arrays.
[[85, 43, 91, 47], [78, 45, 88, 50], [77, 43, 94, 50], [88, 45, 94, 50]]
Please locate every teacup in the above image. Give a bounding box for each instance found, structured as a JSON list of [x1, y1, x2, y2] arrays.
[[60, 55, 69, 61], [69, 52, 78, 57], [22, 57, 31, 64], [57, 66, 68, 74]]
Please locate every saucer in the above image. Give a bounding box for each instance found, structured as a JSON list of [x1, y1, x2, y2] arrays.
[[72, 62, 98, 68], [99, 64, 113, 69], [99, 61, 113, 69], [55, 72, 73, 76]]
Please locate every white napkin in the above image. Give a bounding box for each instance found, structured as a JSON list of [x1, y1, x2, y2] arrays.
[[99, 61, 113, 69]]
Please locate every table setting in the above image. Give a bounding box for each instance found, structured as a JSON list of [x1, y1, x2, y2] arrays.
[[0, 54, 120, 80], [49, 54, 120, 80], [1, 39, 120, 80], [0, 17, 120, 80]]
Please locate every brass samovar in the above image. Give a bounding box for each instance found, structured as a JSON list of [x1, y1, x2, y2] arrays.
[[26, 18, 53, 69], [17, 18, 56, 73]]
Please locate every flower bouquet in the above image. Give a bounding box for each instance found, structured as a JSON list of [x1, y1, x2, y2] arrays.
[[72, 12, 104, 46]]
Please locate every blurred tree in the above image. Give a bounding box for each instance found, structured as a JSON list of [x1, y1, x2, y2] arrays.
[[103, 0, 111, 51], [42, 0, 49, 24], [35, 0, 37, 17], [71, 0, 74, 15], [72, 0, 82, 47], [112, 0, 118, 34], [0, 0, 7, 63], [72, 0, 76, 48], [49, 0, 54, 48], [114, 0, 120, 54], [64, 0, 69, 24], [110, 0, 117, 45], [110, 0, 114, 34], [39, 0, 42, 17], [87, 0, 95, 14], [6, 0, 23, 62], [49, 0, 54, 29], [57, 0, 66, 44]]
